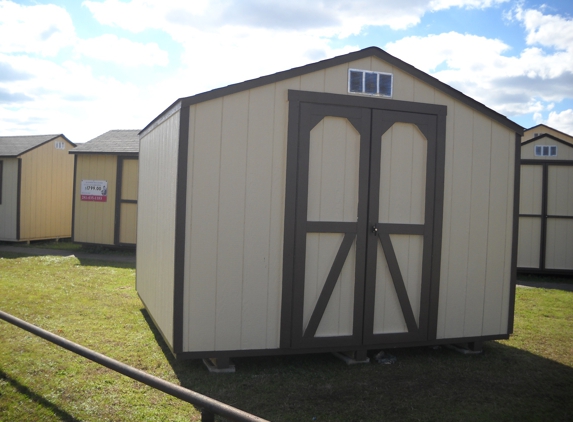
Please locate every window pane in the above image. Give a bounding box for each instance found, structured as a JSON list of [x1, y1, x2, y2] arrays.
[[365, 72, 377, 94], [543, 146, 549, 156], [349, 71, 363, 92], [550, 146, 557, 156], [379, 74, 392, 96], [535, 146, 542, 156]]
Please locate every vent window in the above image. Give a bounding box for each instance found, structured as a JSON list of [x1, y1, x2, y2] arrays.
[[534, 145, 557, 157], [349, 69, 393, 97], [55, 141, 65, 150]]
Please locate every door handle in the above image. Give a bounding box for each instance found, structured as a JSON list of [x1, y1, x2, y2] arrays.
[[372, 225, 378, 235]]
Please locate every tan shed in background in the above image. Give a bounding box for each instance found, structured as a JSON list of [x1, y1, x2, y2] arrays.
[[70, 130, 139, 247], [518, 125, 573, 274], [137, 47, 523, 367], [0, 134, 75, 242]]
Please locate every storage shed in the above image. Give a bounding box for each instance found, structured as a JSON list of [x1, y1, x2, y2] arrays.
[[70, 130, 139, 247], [518, 125, 573, 274], [0, 134, 75, 242], [137, 47, 523, 365]]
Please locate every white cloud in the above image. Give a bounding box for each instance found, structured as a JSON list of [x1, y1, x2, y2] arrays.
[[0, 1, 76, 56], [545, 109, 573, 135], [76, 35, 169, 66], [83, 0, 510, 35], [384, 15, 573, 117], [0, 52, 148, 141], [514, 6, 573, 52]]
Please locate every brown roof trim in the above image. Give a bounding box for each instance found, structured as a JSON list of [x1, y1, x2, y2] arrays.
[[521, 133, 573, 148], [140, 47, 524, 136]]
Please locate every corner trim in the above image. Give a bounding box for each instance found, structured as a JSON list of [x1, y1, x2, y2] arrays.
[[508, 134, 521, 334], [16, 158, 21, 240], [71, 155, 77, 241], [172, 105, 190, 353]]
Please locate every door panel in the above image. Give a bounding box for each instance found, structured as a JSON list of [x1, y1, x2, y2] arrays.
[[308, 117, 360, 222], [545, 219, 573, 270], [364, 110, 437, 344], [291, 103, 370, 348], [283, 91, 445, 350], [547, 166, 573, 216], [517, 216, 542, 268], [119, 202, 137, 244], [304, 233, 357, 337], [379, 123, 427, 225]]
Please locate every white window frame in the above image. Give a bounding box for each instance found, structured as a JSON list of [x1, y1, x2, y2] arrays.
[[348, 69, 393, 98], [534, 145, 557, 157]]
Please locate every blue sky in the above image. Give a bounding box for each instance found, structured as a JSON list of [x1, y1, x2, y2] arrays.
[[1, 0, 572, 142]]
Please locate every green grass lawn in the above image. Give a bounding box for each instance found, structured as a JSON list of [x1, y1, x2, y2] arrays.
[[0, 251, 572, 421]]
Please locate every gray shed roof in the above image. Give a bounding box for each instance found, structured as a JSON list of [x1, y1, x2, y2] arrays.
[[70, 130, 140, 155], [0, 134, 74, 157]]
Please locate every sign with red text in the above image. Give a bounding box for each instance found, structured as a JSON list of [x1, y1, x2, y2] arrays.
[[81, 180, 108, 202]]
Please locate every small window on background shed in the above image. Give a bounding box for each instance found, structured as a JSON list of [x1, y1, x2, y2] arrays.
[[349, 69, 393, 97], [534, 145, 557, 157]]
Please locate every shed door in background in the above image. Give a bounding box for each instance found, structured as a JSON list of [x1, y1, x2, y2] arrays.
[[545, 164, 573, 270], [283, 96, 443, 350], [517, 162, 573, 271], [115, 157, 138, 245]]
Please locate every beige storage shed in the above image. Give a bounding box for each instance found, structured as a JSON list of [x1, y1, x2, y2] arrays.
[[137, 47, 523, 366], [70, 130, 139, 247], [0, 134, 75, 242], [518, 125, 573, 274]]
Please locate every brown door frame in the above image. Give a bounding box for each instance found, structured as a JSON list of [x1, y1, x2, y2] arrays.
[[280, 90, 447, 350], [114, 156, 138, 246]]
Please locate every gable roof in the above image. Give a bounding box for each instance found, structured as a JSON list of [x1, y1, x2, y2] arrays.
[[521, 133, 573, 149], [525, 124, 573, 144], [0, 134, 74, 157], [141, 46, 524, 137], [70, 130, 140, 155]]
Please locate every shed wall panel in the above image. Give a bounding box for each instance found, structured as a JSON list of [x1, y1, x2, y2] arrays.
[[0, 159, 19, 240], [483, 123, 514, 336], [19, 137, 74, 240], [436, 104, 515, 339], [137, 111, 180, 347], [73, 155, 117, 245], [184, 99, 224, 352]]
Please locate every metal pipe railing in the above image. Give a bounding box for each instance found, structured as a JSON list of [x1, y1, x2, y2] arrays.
[[0, 310, 268, 422]]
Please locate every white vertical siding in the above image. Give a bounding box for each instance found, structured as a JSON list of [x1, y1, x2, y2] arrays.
[[137, 111, 180, 346]]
